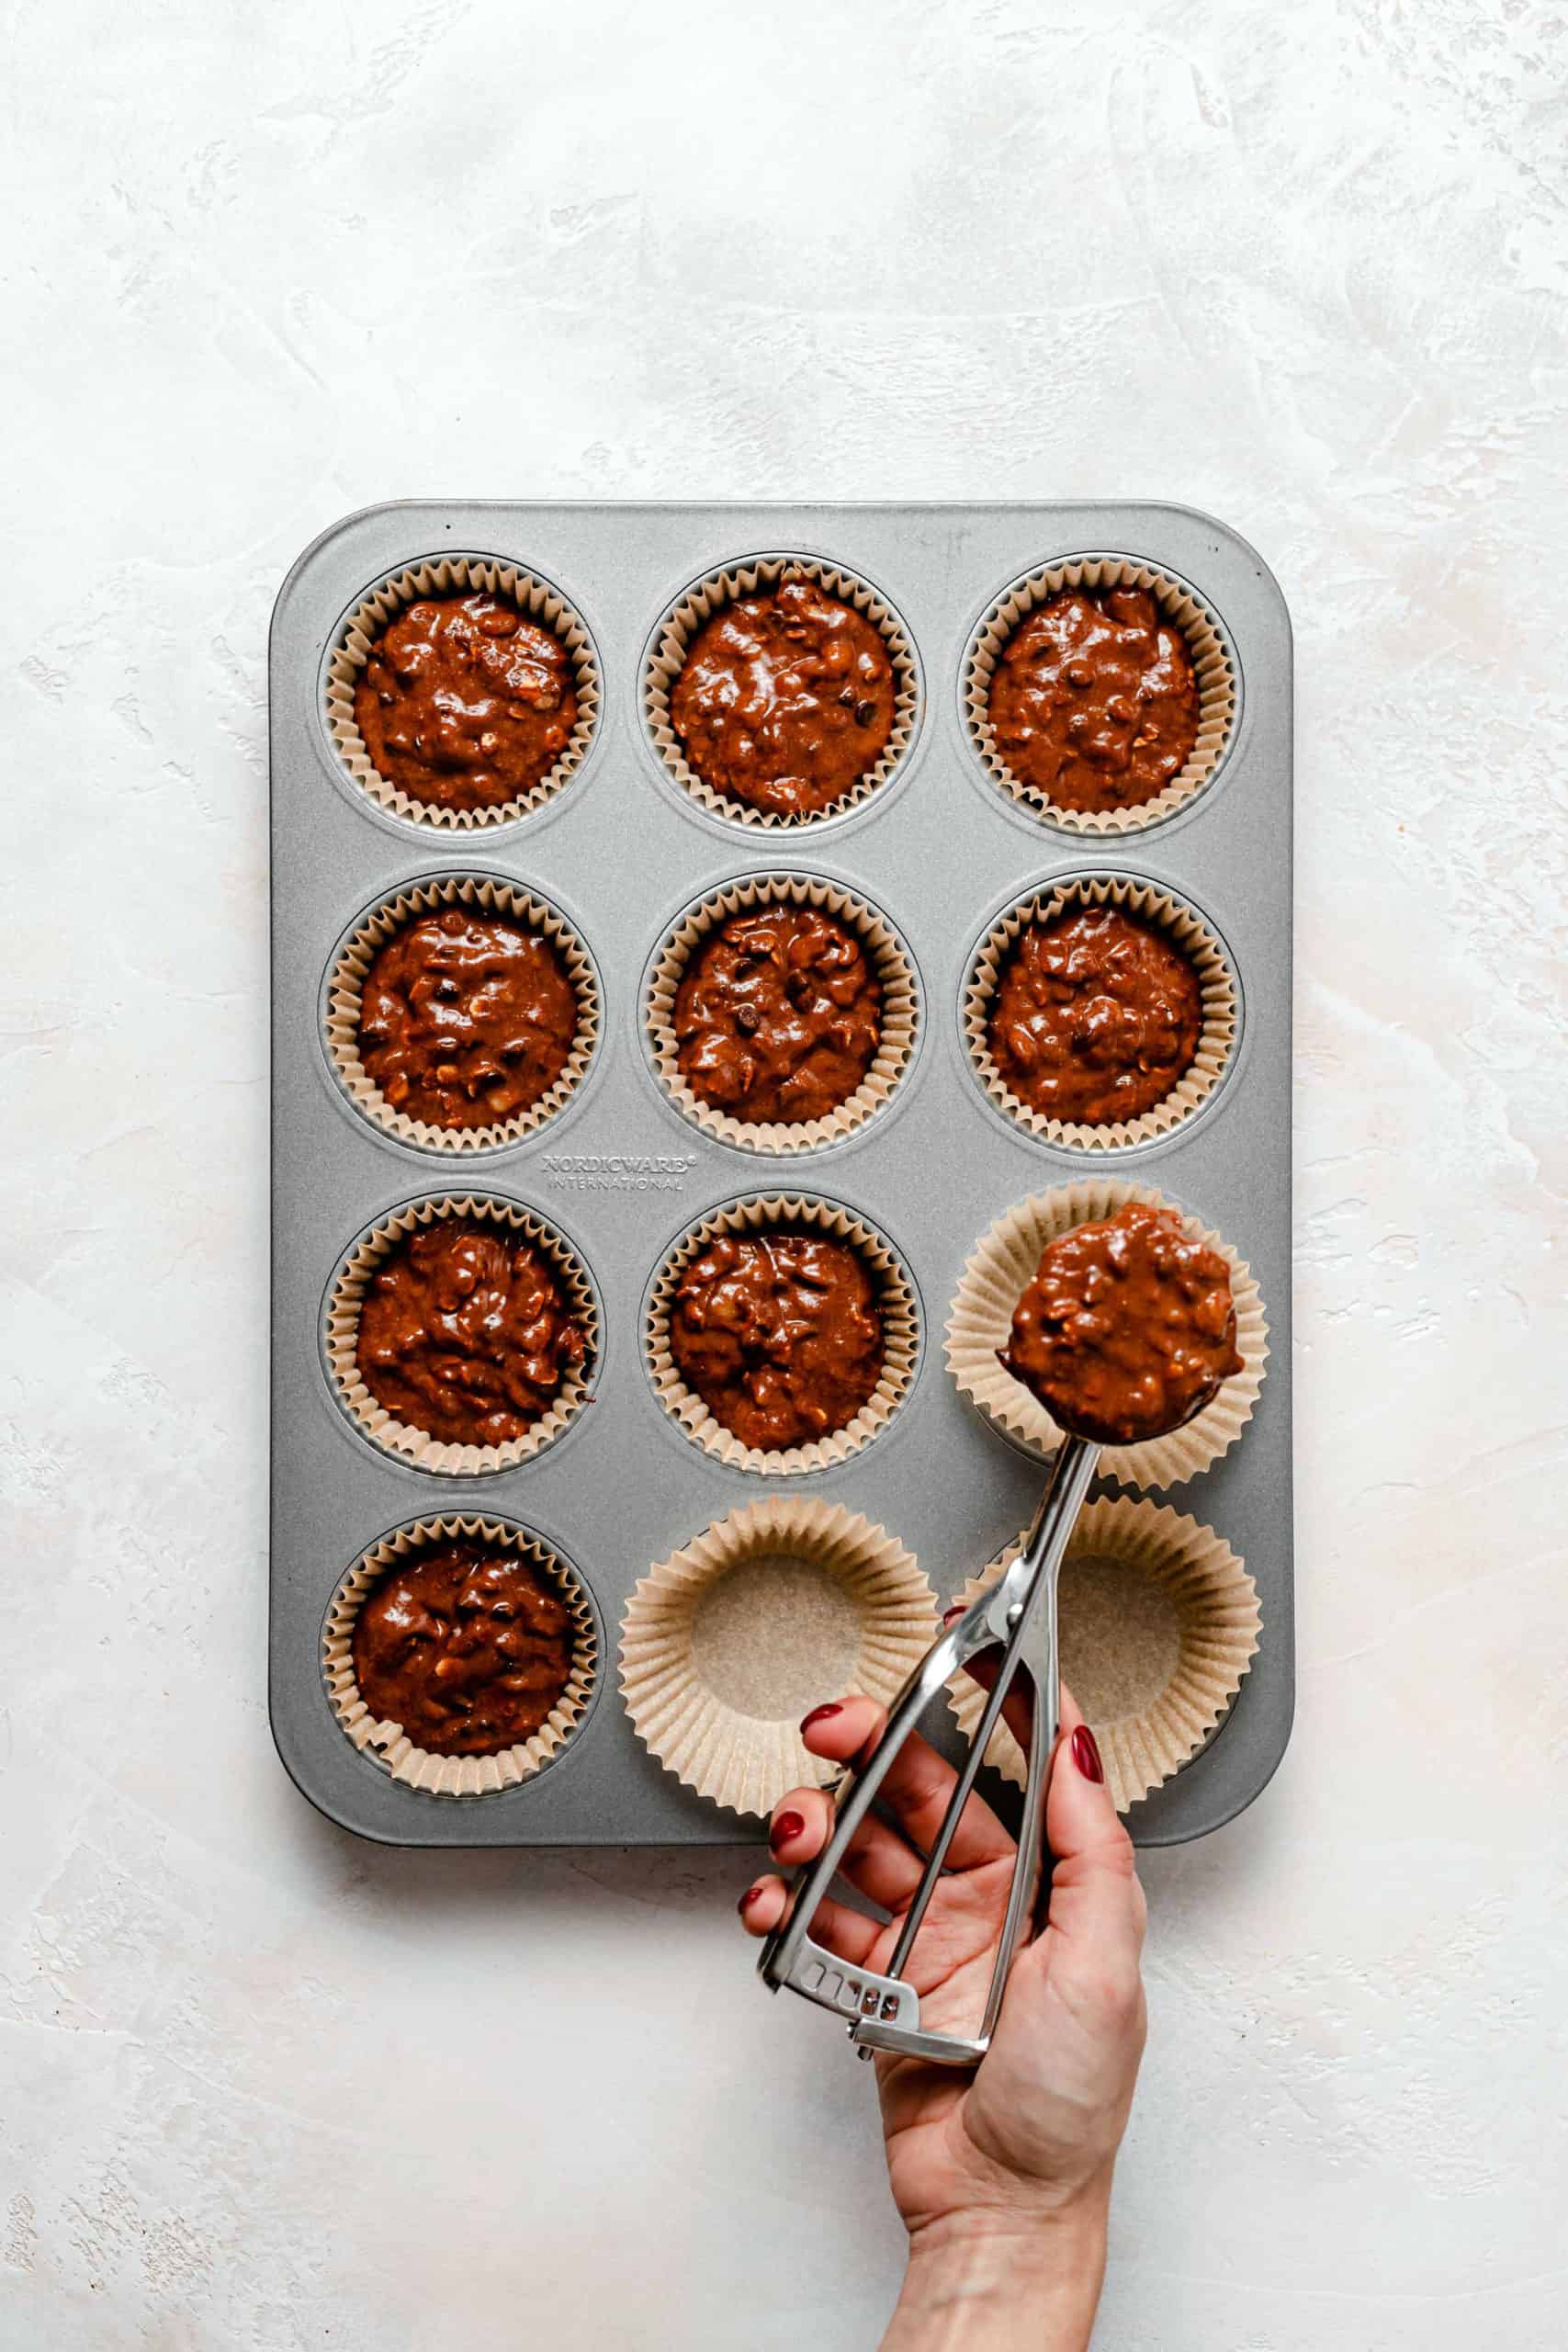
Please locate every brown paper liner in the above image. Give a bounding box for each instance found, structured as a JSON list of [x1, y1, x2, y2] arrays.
[[324, 874, 601, 1154], [963, 554, 1237, 835], [641, 553, 920, 830], [324, 1194, 599, 1476], [645, 1193, 920, 1476], [963, 874, 1237, 1150], [944, 1178, 1268, 1488], [323, 554, 601, 831], [644, 873, 919, 1155], [619, 1498, 936, 1816], [324, 1513, 598, 1799], [945, 1498, 1259, 1812]]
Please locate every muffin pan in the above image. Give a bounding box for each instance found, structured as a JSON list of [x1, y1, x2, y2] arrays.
[[269, 501, 1293, 1849]]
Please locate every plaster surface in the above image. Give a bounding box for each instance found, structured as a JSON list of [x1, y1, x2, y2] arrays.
[[3, 3, 1565, 2346]]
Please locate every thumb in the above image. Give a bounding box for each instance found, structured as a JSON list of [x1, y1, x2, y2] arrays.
[[1043, 1684, 1146, 1965]]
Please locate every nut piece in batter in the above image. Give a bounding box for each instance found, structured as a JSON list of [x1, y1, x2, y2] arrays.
[[987, 905, 1202, 1126], [352, 1542, 575, 1758], [353, 593, 579, 810], [669, 577, 896, 818], [355, 1220, 587, 1449], [674, 906, 883, 1125], [987, 587, 1199, 814], [669, 1230, 885, 1452], [357, 907, 580, 1129], [999, 1202, 1241, 1446]]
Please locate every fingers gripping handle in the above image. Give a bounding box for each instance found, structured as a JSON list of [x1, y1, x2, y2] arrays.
[[760, 1438, 1100, 2065]]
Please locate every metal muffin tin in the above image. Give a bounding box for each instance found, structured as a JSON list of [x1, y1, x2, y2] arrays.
[[269, 501, 1293, 1849]]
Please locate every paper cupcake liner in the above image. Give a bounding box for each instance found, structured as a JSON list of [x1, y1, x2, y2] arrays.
[[644, 872, 920, 1155], [322, 873, 601, 1155], [642, 552, 921, 831], [963, 874, 1238, 1150], [324, 1512, 599, 1798], [645, 1193, 920, 1476], [963, 553, 1237, 836], [324, 1193, 599, 1476], [619, 1498, 937, 1816], [323, 554, 601, 831], [944, 1178, 1268, 1488], [944, 1498, 1259, 1813]]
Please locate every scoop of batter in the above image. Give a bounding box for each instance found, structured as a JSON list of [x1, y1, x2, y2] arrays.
[[355, 1221, 586, 1448], [357, 907, 580, 1128], [999, 1202, 1241, 1446], [670, 577, 896, 818], [987, 586, 1199, 814], [669, 1229, 885, 1452], [354, 593, 578, 809], [352, 1542, 575, 1758], [674, 905, 882, 1125]]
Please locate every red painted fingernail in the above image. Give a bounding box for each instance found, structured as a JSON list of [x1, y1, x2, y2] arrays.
[[738, 1884, 764, 1917], [800, 1703, 842, 1732], [770, 1810, 806, 1854], [942, 1604, 964, 1625], [1071, 1724, 1104, 1784]]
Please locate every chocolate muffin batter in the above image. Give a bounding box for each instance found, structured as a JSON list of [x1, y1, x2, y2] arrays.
[[355, 1220, 587, 1449], [357, 906, 580, 1129], [352, 1542, 575, 1758], [987, 586, 1200, 814], [669, 577, 896, 818], [674, 905, 883, 1125], [987, 904, 1202, 1125], [999, 1203, 1242, 1447], [669, 1229, 885, 1452], [353, 593, 579, 810]]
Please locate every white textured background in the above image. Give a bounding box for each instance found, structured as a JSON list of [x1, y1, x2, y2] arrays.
[[4, 3, 1566, 2346]]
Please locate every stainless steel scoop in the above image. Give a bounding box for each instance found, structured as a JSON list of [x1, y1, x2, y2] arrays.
[[758, 1432, 1100, 2066]]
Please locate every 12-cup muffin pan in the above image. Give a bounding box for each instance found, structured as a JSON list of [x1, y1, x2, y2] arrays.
[[269, 502, 1293, 1849]]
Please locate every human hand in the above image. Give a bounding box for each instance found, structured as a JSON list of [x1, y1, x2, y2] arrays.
[[739, 1679, 1146, 2349]]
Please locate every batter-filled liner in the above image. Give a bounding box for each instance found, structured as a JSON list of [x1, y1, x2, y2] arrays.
[[323, 553, 601, 831], [963, 873, 1237, 1150], [642, 552, 921, 831], [619, 1498, 936, 1816], [945, 1498, 1259, 1812], [944, 1177, 1267, 1488], [324, 873, 601, 1154], [644, 871, 919, 1154], [963, 553, 1237, 836], [644, 1193, 920, 1476], [324, 1512, 598, 1799], [324, 1193, 599, 1476]]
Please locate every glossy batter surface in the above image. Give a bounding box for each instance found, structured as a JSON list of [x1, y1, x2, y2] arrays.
[[1000, 1202, 1242, 1446], [355, 1221, 586, 1448], [987, 586, 1200, 813], [669, 1230, 885, 1452], [674, 906, 883, 1125], [353, 593, 578, 809], [987, 905, 1202, 1125], [352, 1542, 575, 1758], [357, 907, 580, 1128], [669, 578, 895, 817]]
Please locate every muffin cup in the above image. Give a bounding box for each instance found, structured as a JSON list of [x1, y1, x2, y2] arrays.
[[324, 1512, 599, 1799], [642, 552, 920, 831], [945, 1498, 1259, 1813], [645, 1193, 920, 1476], [644, 872, 919, 1155], [963, 553, 1237, 835], [323, 554, 601, 831], [944, 1178, 1267, 1488], [964, 873, 1237, 1150], [323, 873, 601, 1154], [619, 1498, 936, 1816], [324, 1194, 599, 1476]]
